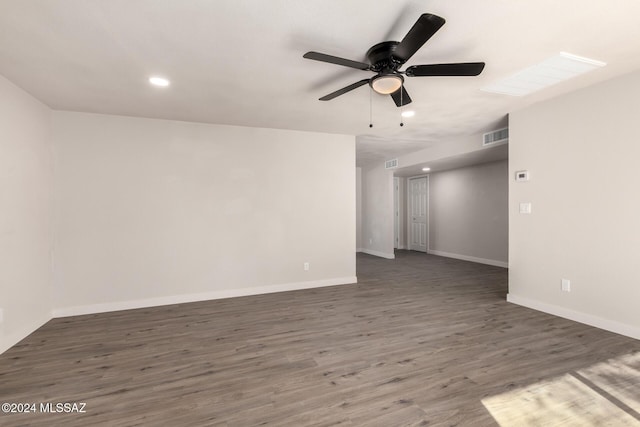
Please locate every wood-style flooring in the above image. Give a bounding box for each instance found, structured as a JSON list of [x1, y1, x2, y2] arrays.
[[1, 251, 638, 426]]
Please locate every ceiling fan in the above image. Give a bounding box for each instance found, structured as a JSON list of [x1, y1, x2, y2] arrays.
[[303, 13, 485, 107]]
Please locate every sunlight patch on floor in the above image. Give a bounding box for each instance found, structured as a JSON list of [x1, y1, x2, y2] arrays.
[[482, 352, 640, 426]]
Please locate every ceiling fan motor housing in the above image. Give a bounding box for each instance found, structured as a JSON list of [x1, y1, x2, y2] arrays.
[[366, 41, 405, 73]]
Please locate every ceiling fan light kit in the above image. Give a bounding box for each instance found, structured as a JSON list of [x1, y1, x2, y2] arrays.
[[371, 74, 403, 94], [304, 13, 485, 111]]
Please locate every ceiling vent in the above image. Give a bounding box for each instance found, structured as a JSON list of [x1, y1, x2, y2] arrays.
[[483, 128, 509, 146], [385, 159, 399, 169]]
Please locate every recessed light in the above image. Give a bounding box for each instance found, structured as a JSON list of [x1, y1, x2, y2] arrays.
[[481, 52, 606, 96], [401, 110, 415, 118], [422, 167, 431, 172], [149, 76, 170, 87]]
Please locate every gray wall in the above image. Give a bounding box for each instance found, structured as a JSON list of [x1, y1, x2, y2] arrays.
[[428, 160, 508, 266], [52, 111, 357, 316], [509, 69, 640, 340]]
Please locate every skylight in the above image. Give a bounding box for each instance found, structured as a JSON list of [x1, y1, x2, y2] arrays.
[[481, 52, 606, 96]]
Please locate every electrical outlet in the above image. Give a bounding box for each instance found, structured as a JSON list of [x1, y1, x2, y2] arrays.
[[303, 262, 310, 271], [561, 279, 571, 292], [519, 202, 532, 214]]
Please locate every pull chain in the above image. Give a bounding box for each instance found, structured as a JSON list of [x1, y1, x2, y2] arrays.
[[400, 83, 404, 127], [369, 87, 373, 128]]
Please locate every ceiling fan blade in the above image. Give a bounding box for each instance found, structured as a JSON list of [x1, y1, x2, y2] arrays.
[[319, 79, 370, 101], [390, 86, 412, 107], [303, 51, 370, 70], [405, 62, 486, 77], [394, 14, 446, 63]]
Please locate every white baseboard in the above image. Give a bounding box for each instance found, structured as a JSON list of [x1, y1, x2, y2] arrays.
[[360, 249, 395, 259], [428, 249, 508, 268], [507, 293, 640, 341], [0, 314, 51, 355], [356, 248, 364, 253], [52, 276, 358, 318]]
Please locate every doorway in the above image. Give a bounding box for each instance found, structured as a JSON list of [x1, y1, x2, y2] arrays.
[[408, 175, 428, 252]]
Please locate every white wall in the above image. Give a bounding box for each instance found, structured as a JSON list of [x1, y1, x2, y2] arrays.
[[52, 112, 356, 315], [360, 164, 395, 259], [429, 160, 508, 267], [509, 70, 640, 340], [0, 75, 53, 354]]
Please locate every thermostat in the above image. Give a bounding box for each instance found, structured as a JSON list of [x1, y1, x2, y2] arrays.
[[515, 170, 530, 182]]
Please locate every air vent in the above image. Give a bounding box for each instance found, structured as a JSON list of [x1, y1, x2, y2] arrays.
[[385, 158, 399, 169], [483, 128, 509, 146]]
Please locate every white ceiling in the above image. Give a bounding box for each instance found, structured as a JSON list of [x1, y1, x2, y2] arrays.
[[2, 1, 640, 167]]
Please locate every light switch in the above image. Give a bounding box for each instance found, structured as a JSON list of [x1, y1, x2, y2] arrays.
[[519, 202, 532, 214]]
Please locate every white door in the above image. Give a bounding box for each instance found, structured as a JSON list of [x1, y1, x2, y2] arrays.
[[408, 176, 428, 252]]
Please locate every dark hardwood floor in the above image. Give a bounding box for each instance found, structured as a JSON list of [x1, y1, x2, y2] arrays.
[[1, 251, 638, 426]]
